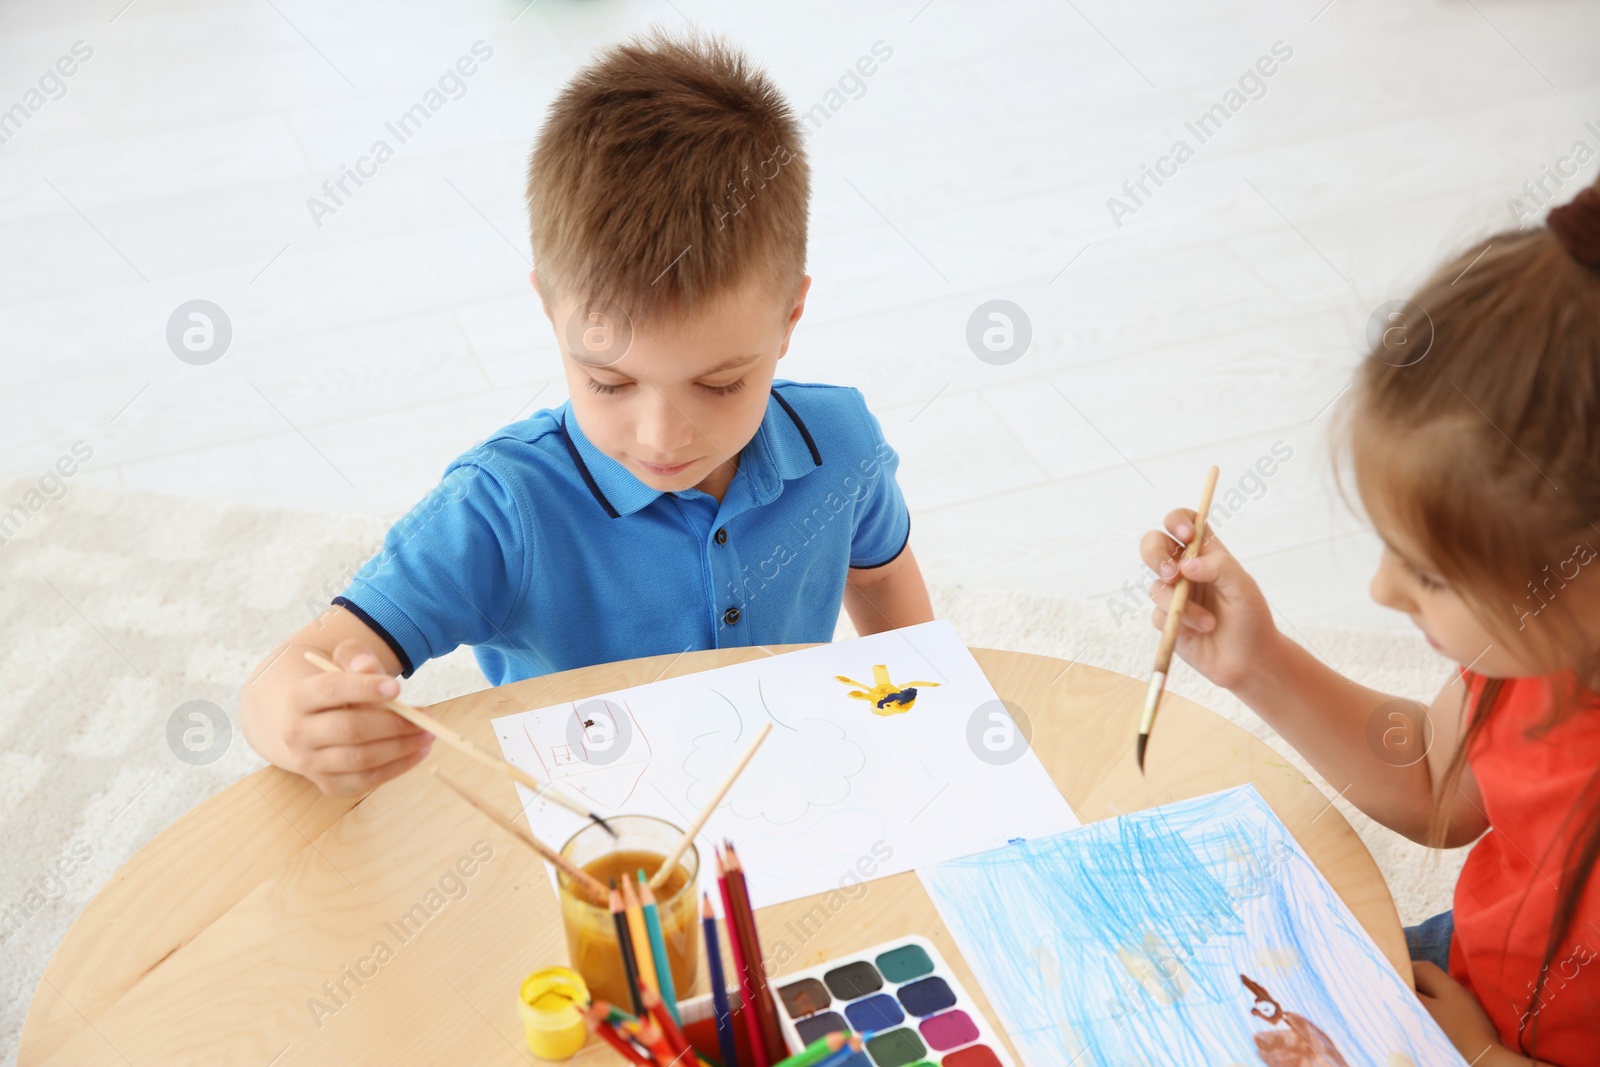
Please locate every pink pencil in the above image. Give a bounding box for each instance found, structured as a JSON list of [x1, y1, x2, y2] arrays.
[[718, 847, 769, 1067]]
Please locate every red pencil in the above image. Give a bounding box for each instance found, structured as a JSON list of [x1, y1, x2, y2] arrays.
[[718, 846, 770, 1067], [642, 986, 694, 1063], [725, 843, 788, 1062], [637, 1020, 680, 1065], [583, 1004, 652, 1065]]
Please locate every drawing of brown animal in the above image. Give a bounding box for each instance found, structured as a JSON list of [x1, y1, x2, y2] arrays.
[[1240, 974, 1351, 1067]]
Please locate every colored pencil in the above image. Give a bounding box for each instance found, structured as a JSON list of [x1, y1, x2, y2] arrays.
[[718, 848, 769, 1067], [593, 1003, 654, 1061], [596, 1000, 639, 1026], [636, 1020, 679, 1065], [610, 881, 646, 1017], [638, 872, 681, 1024], [648, 722, 773, 890], [642, 987, 694, 1064], [809, 1035, 867, 1067], [721, 849, 764, 1035], [592, 1024, 651, 1064], [431, 770, 608, 899], [1136, 464, 1220, 773], [303, 649, 614, 835], [724, 843, 787, 1061], [770, 1030, 852, 1067], [621, 873, 659, 1002], [584, 1003, 652, 1065], [702, 892, 740, 1067]]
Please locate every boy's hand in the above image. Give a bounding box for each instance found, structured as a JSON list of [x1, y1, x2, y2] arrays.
[[1138, 509, 1277, 691], [280, 639, 434, 797]]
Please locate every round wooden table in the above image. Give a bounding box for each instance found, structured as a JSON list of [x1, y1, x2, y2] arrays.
[[19, 646, 1409, 1065]]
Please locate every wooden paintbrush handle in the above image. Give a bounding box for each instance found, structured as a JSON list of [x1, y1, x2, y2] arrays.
[[301, 649, 591, 819], [1153, 466, 1221, 671], [433, 770, 609, 899]]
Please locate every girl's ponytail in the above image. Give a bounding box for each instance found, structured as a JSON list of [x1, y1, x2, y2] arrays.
[[1547, 179, 1600, 268]]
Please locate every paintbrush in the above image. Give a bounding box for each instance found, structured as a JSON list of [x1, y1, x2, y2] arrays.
[[648, 722, 772, 890], [1137, 464, 1220, 773], [432, 770, 608, 900], [302, 649, 614, 836]]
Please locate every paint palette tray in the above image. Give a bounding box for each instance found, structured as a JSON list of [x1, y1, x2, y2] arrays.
[[773, 936, 1014, 1067]]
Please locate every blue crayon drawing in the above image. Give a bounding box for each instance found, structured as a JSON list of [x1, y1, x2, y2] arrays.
[[919, 785, 1464, 1066]]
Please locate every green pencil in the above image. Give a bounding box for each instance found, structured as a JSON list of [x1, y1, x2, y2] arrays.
[[637, 870, 681, 1025], [771, 1030, 853, 1067]]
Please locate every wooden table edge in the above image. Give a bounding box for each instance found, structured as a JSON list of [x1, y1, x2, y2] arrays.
[[20, 642, 1412, 1064]]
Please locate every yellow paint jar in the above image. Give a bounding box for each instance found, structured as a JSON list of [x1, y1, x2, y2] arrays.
[[517, 966, 589, 1060]]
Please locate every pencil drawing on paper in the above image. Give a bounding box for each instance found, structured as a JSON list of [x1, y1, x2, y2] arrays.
[[518, 698, 653, 809], [492, 619, 1081, 909], [919, 785, 1466, 1067], [834, 663, 941, 715], [681, 686, 868, 827]]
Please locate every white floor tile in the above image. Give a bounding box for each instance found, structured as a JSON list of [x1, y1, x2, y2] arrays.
[[3, 0, 1598, 632]]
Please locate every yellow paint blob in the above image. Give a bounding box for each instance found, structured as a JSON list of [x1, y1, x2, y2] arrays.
[[1116, 931, 1190, 1006], [1254, 945, 1300, 973], [836, 664, 941, 715]]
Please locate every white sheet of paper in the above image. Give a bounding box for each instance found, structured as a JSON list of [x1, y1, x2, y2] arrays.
[[491, 620, 1080, 908]]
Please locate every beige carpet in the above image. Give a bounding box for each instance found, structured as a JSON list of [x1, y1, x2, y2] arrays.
[[0, 477, 1468, 1061]]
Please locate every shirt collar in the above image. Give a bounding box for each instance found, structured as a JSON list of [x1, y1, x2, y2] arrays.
[[560, 387, 823, 519]]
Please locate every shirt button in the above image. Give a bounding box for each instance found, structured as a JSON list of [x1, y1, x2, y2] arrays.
[[715, 528, 728, 545], [723, 606, 741, 626]]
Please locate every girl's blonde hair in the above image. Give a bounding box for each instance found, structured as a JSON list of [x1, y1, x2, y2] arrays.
[[1337, 175, 1600, 1056]]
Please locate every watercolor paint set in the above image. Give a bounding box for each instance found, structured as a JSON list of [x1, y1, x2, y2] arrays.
[[773, 936, 1014, 1067]]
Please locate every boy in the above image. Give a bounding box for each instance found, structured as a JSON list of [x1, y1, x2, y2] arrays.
[[241, 30, 933, 796]]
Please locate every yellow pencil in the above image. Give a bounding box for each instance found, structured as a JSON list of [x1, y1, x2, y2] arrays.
[[620, 872, 658, 998]]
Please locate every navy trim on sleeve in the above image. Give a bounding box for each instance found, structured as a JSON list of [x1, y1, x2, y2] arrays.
[[770, 388, 823, 467], [851, 513, 911, 570], [332, 595, 418, 678], [558, 410, 621, 519]]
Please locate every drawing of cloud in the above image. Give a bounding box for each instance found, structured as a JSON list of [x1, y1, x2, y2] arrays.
[[684, 716, 867, 827], [732, 807, 890, 882]]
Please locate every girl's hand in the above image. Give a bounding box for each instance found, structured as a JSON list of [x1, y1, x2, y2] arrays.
[[1137, 509, 1278, 692], [1413, 962, 1520, 1063]]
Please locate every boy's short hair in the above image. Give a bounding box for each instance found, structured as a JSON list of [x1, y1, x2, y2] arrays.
[[526, 28, 809, 329]]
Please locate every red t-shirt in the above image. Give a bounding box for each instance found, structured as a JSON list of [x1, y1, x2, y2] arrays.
[[1453, 669, 1600, 1064]]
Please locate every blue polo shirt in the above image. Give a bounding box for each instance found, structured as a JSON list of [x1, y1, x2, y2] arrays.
[[333, 380, 911, 686]]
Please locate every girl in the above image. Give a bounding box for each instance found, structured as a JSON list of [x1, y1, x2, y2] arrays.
[[1141, 176, 1600, 1066]]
